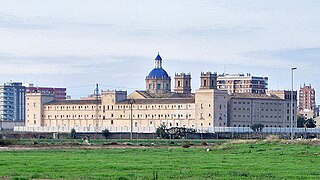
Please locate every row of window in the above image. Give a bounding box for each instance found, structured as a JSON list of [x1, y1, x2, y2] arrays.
[[233, 108, 282, 112], [233, 125, 288, 128], [148, 83, 170, 90], [233, 114, 282, 119], [43, 113, 194, 120], [44, 104, 193, 111], [233, 101, 283, 106], [200, 104, 225, 109], [42, 120, 205, 128], [199, 113, 225, 120]]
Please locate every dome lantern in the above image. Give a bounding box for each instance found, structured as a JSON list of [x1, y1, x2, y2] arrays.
[[155, 52, 162, 68]]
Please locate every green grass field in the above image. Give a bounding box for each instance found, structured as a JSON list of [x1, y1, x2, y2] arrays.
[[0, 141, 320, 179]]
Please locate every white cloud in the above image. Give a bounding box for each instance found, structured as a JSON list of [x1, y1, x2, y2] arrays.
[[0, 0, 320, 102]]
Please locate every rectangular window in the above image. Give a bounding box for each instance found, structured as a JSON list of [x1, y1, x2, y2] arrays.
[[157, 83, 161, 90]]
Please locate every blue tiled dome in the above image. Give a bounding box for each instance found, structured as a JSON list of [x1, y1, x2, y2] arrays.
[[147, 68, 169, 78]]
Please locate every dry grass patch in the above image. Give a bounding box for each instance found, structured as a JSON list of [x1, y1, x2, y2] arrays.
[[263, 135, 281, 143], [228, 139, 258, 144], [294, 139, 320, 146]]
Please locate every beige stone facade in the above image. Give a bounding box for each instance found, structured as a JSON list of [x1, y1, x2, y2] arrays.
[[174, 73, 191, 94], [26, 87, 230, 129], [25, 89, 296, 130], [23, 54, 297, 131], [25, 93, 54, 127], [195, 89, 228, 127]]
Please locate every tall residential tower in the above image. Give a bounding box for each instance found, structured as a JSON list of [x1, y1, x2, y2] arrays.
[[298, 84, 316, 119], [0, 82, 26, 121]]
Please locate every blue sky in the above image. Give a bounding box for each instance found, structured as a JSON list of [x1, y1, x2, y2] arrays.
[[0, 0, 320, 103]]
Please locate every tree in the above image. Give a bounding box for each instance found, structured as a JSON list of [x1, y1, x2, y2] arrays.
[[250, 123, 264, 133], [70, 128, 77, 139], [304, 118, 316, 128], [297, 115, 305, 128], [167, 127, 196, 139], [156, 125, 196, 139], [102, 129, 111, 139], [156, 124, 169, 139], [297, 115, 316, 128]]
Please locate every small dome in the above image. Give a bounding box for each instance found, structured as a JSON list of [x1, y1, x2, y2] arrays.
[[147, 68, 169, 78]]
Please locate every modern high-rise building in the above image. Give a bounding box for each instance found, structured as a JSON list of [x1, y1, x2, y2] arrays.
[[298, 84, 316, 119], [0, 82, 26, 121], [24, 83, 67, 100], [217, 73, 268, 94], [315, 105, 320, 117]]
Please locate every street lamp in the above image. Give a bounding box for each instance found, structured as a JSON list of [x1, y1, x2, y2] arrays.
[[291, 67, 297, 140], [128, 98, 135, 139]]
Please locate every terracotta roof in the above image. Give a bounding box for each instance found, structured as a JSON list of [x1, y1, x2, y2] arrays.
[[118, 98, 195, 104], [44, 99, 100, 105], [230, 93, 281, 100], [135, 90, 194, 99]]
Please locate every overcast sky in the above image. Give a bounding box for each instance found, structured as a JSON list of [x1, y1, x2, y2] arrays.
[[1, 0, 320, 103]]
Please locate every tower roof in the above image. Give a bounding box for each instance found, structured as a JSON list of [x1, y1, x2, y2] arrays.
[[155, 53, 162, 60]]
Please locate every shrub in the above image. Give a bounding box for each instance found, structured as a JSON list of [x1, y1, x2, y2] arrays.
[[110, 141, 119, 145], [181, 141, 191, 148], [156, 124, 169, 139], [102, 129, 111, 139], [0, 139, 16, 146], [181, 144, 191, 148], [201, 141, 208, 146], [156, 125, 196, 139], [250, 123, 264, 132], [70, 128, 77, 139]]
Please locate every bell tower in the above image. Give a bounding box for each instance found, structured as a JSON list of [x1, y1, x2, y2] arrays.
[[174, 73, 191, 94], [200, 72, 217, 89]]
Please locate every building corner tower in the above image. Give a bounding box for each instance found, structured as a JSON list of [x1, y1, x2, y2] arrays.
[[174, 73, 191, 94]]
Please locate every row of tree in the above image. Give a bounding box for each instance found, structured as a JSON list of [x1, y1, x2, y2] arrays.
[[156, 124, 196, 139], [67, 119, 316, 140]]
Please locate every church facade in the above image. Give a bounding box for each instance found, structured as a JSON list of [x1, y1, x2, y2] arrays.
[[23, 54, 296, 132]]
